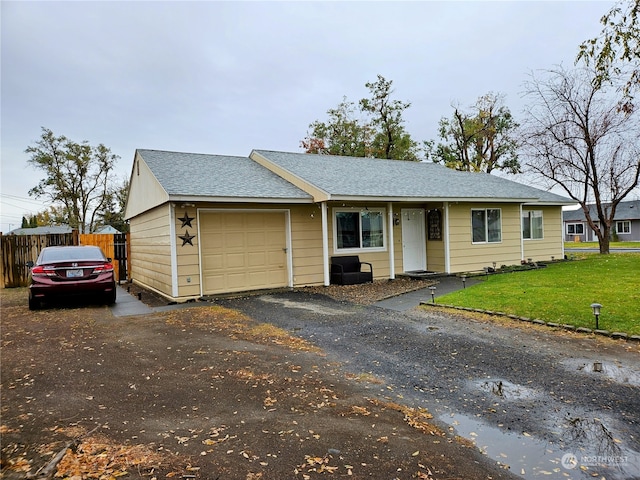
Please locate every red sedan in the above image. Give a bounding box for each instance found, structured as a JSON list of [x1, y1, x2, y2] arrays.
[[28, 245, 117, 310]]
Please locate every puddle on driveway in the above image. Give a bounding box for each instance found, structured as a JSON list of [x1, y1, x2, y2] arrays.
[[562, 358, 640, 387], [475, 379, 539, 401], [440, 412, 640, 479]]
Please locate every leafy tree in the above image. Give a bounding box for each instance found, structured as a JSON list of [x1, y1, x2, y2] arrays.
[[35, 205, 69, 227], [26, 127, 120, 233], [21, 216, 39, 228], [360, 75, 419, 161], [301, 98, 371, 157], [521, 66, 640, 254], [577, 0, 640, 105], [427, 93, 520, 174], [301, 75, 420, 161]]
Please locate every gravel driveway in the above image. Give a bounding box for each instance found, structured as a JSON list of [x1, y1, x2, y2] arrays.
[[217, 290, 640, 480]]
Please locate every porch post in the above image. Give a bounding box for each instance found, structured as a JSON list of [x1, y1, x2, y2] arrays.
[[321, 202, 330, 286], [519, 203, 525, 262], [443, 202, 451, 274], [388, 202, 395, 280]]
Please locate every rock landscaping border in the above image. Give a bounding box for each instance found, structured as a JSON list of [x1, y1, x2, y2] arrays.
[[420, 302, 640, 342]]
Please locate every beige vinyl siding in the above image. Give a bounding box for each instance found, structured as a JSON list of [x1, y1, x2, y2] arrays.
[[448, 203, 522, 273], [124, 152, 169, 219], [523, 206, 564, 261], [290, 205, 324, 286], [175, 207, 200, 298], [392, 218, 404, 274], [129, 204, 173, 297]]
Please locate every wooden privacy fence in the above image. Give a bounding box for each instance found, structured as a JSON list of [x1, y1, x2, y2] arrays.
[[0, 232, 79, 288], [1, 232, 129, 288], [79, 233, 129, 282]]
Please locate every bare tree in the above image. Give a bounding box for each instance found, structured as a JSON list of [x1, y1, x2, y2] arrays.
[[522, 66, 640, 253]]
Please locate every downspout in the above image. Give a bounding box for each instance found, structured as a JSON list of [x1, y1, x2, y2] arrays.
[[321, 202, 330, 286], [444, 202, 451, 274], [169, 203, 179, 298], [388, 202, 395, 280], [560, 209, 565, 259]]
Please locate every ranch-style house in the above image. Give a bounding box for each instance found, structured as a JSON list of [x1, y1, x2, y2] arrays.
[[124, 149, 574, 302]]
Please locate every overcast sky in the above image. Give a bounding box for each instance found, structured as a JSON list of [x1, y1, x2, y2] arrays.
[[0, 0, 620, 232]]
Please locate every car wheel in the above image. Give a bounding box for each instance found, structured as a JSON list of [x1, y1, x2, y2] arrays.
[[105, 288, 117, 306], [28, 295, 40, 311]]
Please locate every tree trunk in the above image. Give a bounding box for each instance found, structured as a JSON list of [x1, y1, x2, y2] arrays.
[[598, 227, 611, 254]]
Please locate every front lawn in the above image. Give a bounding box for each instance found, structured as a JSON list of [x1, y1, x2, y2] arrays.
[[436, 254, 640, 335]]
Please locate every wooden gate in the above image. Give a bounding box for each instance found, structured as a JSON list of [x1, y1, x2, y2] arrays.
[[0, 232, 79, 288], [79, 233, 129, 282]]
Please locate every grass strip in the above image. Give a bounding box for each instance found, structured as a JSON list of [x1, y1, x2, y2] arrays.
[[436, 254, 640, 335]]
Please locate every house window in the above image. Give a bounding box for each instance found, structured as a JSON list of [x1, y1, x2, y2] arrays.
[[523, 210, 543, 240], [566, 223, 584, 235], [334, 209, 385, 252], [616, 221, 631, 234], [472, 209, 501, 243]]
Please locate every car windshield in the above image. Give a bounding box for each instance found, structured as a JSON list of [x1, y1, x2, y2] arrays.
[[39, 247, 105, 263]]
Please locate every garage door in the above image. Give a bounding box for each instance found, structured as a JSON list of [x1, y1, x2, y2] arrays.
[[200, 211, 288, 295]]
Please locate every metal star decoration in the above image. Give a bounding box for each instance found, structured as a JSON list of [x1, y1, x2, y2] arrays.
[[178, 212, 194, 228], [179, 230, 196, 246]]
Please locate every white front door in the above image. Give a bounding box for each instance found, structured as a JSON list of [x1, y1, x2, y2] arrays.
[[401, 208, 426, 272]]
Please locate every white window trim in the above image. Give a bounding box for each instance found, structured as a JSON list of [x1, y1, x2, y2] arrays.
[[523, 210, 544, 240], [471, 208, 502, 244], [616, 220, 631, 234], [566, 223, 585, 235], [333, 207, 387, 254]]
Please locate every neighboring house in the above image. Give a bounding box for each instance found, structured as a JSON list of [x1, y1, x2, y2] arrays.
[[124, 149, 574, 302], [7, 225, 72, 235], [563, 200, 640, 242], [95, 225, 121, 234]]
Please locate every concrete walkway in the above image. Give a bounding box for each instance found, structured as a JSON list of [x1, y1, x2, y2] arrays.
[[374, 275, 480, 311], [112, 275, 482, 317], [110, 285, 154, 317], [111, 286, 207, 317]]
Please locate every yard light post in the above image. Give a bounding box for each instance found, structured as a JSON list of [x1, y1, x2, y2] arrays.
[[591, 303, 602, 330], [429, 286, 436, 303], [461, 275, 466, 289]]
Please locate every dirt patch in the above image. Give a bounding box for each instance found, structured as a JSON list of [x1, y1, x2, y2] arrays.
[[1, 287, 515, 479]]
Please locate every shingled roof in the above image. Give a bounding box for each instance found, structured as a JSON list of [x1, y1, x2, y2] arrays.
[[137, 149, 312, 200], [252, 150, 573, 204], [135, 148, 573, 205], [563, 200, 640, 221]]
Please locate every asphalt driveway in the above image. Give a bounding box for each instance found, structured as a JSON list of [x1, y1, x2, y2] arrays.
[[217, 290, 640, 480]]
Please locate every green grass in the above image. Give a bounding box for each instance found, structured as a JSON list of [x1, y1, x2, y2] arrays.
[[565, 241, 640, 249], [437, 254, 640, 335]]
